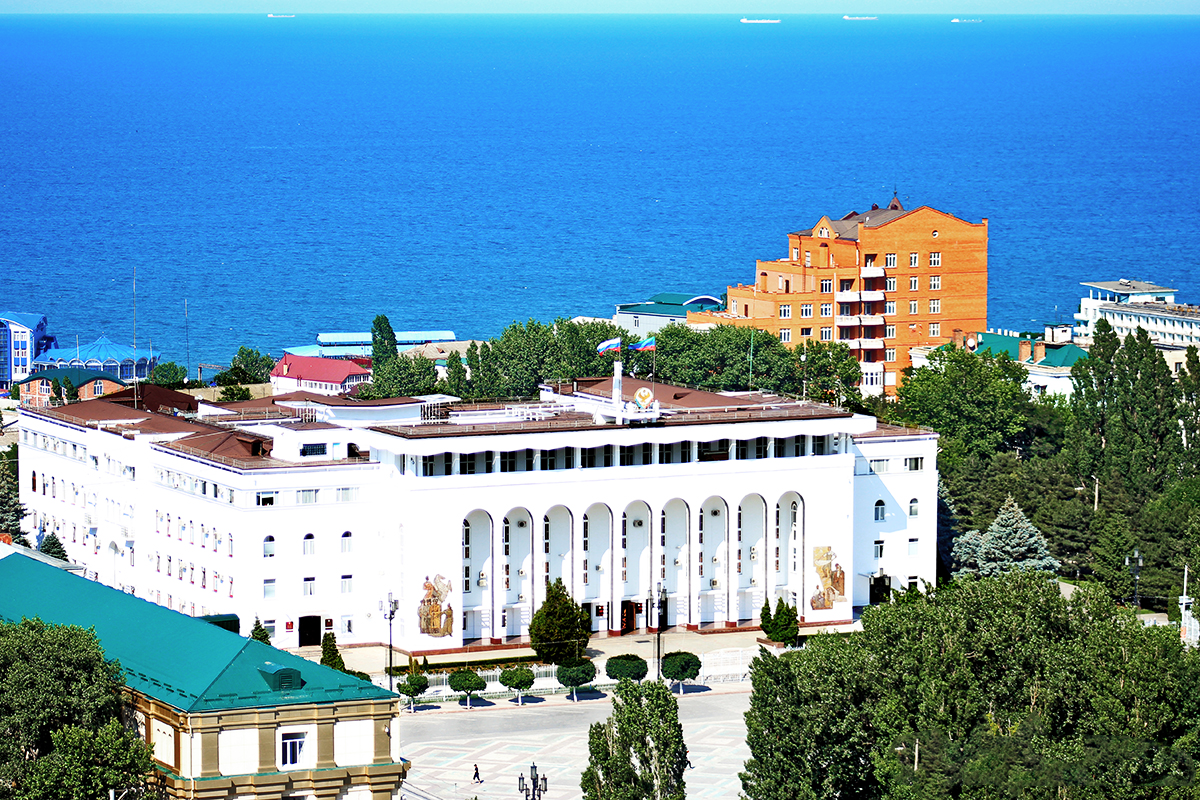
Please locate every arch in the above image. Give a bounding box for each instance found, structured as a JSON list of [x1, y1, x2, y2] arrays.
[[543, 504, 573, 594], [302, 532, 315, 554], [462, 509, 495, 635], [341, 530, 352, 553], [620, 500, 652, 605], [263, 536, 275, 557], [581, 503, 613, 607], [501, 506, 534, 636], [775, 492, 806, 607], [874, 499, 886, 522], [908, 498, 919, 517]]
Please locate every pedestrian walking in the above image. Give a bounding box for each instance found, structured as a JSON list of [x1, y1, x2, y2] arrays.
[[473, 763, 481, 783]]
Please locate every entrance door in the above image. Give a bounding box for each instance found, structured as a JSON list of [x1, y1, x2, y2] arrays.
[[298, 615, 321, 646], [869, 575, 890, 605], [620, 600, 637, 635], [658, 599, 669, 630]]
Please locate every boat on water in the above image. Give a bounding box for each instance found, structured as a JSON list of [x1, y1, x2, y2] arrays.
[[950, 17, 982, 22], [843, 15, 878, 19], [740, 18, 781, 23], [267, 13, 295, 17]]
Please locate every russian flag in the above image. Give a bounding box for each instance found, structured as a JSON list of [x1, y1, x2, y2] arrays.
[[597, 337, 622, 354], [629, 337, 656, 352]]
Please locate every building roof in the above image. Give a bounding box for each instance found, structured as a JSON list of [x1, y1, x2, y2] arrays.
[[14, 368, 127, 388], [24, 399, 211, 436], [103, 384, 200, 415], [0, 548, 394, 713], [569, 377, 777, 410], [35, 336, 159, 366], [271, 353, 370, 384], [1081, 280, 1175, 294], [795, 198, 909, 240], [316, 331, 457, 346], [616, 293, 723, 317], [0, 312, 48, 332], [972, 333, 1089, 369]]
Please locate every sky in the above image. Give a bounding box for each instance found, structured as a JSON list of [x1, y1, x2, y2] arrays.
[[4, 0, 1200, 13]]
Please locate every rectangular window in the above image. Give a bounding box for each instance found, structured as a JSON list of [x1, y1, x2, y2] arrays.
[[929, 299, 941, 314], [885, 301, 896, 315], [341, 616, 353, 634], [806, 252, 812, 267], [869, 459, 889, 474], [256, 492, 277, 507], [930, 322, 941, 337], [336, 487, 358, 502], [820, 279, 832, 293], [779, 304, 791, 319], [839, 303, 854, 316], [930, 275, 941, 290], [263, 579, 275, 599], [281, 733, 305, 767], [779, 329, 791, 343], [800, 327, 812, 337], [820, 327, 832, 342], [464, 565, 471, 590], [909, 300, 919, 315], [905, 457, 925, 471], [820, 303, 833, 317], [909, 576, 919, 591], [885, 348, 896, 362], [297, 489, 319, 505], [302, 577, 315, 596], [885, 253, 897, 268], [873, 540, 884, 559], [909, 252, 919, 268], [300, 443, 327, 457], [909, 276, 919, 291], [930, 252, 941, 267], [909, 538, 919, 556], [800, 303, 813, 318], [500, 451, 516, 472], [885, 277, 897, 292], [341, 575, 353, 594]]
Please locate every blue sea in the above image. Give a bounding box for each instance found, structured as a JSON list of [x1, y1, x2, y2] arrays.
[[1, 14, 1198, 368]]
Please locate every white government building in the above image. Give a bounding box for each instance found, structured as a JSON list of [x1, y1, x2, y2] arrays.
[[18, 367, 938, 654]]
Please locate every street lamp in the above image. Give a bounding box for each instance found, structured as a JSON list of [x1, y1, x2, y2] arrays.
[[379, 593, 399, 691], [518, 762, 548, 799], [646, 581, 664, 680], [1126, 549, 1144, 609]]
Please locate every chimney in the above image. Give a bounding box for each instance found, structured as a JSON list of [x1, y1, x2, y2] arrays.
[[1018, 339, 1033, 362], [0, 533, 11, 546], [952, 328, 965, 349], [1033, 341, 1047, 363]]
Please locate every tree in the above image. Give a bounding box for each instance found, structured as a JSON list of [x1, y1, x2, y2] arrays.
[[976, 496, 1060, 576], [0, 462, 28, 539], [396, 673, 430, 712], [463, 341, 481, 399], [404, 354, 438, 396], [661, 652, 700, 695], [762, 598, 797, 644], [49, 378, 63, 404], [604, 654, 648, 683], [1090, 512, 1135, 602], [61, 376, 79, 402], [448, 668, 486, 709], [1108, 327, 1182, 499], [528, 577, 591, 665], [794, 339, 862, 406], [444, 352, 469, 398], [218, 384, 251, 402], [8, 382, 18, 401], [759, 599, 774, 641], [472, 342, 503, 399], [38, 532, 68, 561], [148, 361, 188, 388], [371, 314, 399, 368], [556, 660, 596, 702], [230, 345, 275, 384], [320, 631, 346, 672], [582, 678, 688, 800], [250, 617, 272, 645], [0, 618, 154, 796], [499, 666, 535, 705]]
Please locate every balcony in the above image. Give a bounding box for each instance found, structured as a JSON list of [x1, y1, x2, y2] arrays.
[[859, 314, 885, 326], [848, 338, 885, 351], [860, 290, 885, 302], [834, 291, 860, 303], [835, 315, 860, 328], [860, 265, 885, 279]]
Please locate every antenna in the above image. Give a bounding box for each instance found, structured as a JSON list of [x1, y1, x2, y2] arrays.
[[185, 299, 190, 383]]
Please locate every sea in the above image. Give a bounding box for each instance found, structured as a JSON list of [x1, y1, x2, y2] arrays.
[[1, 14, 1198, 369]]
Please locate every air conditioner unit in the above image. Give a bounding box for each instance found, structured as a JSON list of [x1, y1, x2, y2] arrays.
[[710, 578, 721, 589], [632, 519, 644, 527], [477, 578, 488, 588], [518, 568, 526, 576], [596, 564, 604, 572], [517, 519, 527, 528], [750, 547, 759, 561]]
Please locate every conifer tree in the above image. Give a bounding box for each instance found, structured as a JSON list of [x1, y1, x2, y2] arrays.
[[936, 481, 961, 581], [529, 578, 591, 664], [951, 528, 985, 579], [759, 599, 774, 639], [769, 598, 797, 644], [463, 341, 481, 399], [1180, 345, 1200, 476], [320, 631, 346, 672], [1090, 513, 1135, 602], [444, 352, 468, 398], [8, 382, 18, 401], [61, 377, 78, 402], [250, 617, 272, 645], [371, 314, 399, 369], [38, 532, 68, 561], [0, 464, 28, 540], [50, 379, 62, 404], [1109, 328, 1181, 499], [974, 496, 1060, 576]]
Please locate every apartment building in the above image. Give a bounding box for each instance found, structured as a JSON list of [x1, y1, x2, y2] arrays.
[[689, 198, 988, 395]]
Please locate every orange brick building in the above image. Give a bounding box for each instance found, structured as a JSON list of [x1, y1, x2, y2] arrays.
[[688, 198, 987, 395]]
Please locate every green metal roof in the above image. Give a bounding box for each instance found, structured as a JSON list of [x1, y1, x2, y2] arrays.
[[973, 332, 1088, 368], [15, 368, 127, 388], [0, 552, 394, 713]]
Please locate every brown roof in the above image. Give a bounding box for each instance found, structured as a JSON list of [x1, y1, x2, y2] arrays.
[[563, 377, 777, 410], [26, 400, 217, 437], [853, 423, 936, 439], [103, 384, 199, 414]]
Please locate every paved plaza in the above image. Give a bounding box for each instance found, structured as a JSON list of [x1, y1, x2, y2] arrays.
[[395, 684, 752, 800]]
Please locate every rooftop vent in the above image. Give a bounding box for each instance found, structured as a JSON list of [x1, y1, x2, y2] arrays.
[[258, 662, 303, 692]]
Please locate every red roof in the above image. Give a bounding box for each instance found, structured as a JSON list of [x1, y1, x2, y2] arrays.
[[270, 354, 370, 385]]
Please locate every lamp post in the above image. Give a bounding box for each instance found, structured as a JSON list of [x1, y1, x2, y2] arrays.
[[1126, 549, 1143, 610], [517, 762, 548, 800], [646, 581, 664, 680], [379, 593, 399, 691]]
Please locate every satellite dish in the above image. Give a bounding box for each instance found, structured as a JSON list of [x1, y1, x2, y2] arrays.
[[966, 337, 977, 350]]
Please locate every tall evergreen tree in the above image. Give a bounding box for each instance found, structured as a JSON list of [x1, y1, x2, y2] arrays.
[[1067, 317, 1120, 492], [528, 578, 591, 664], [319, 631, 346, 672], [444, 352, 468, 398], [250, 617, 272, 645], [1179, 345, 1200, 476], [1108, 327, 1181, 499], [371, 314, 399, 368], [0, 464, 28, 539], [1090, 513, 1135, 602], [973, 496, 1060, 576], [38, 532, 68, 561], [463, 341, 481, 399], [61, 377, 79, 402], [582, 678, 688, 800]]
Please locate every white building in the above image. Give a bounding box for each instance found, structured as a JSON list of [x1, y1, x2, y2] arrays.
[[269, 353, 371, 396], [18, 368, 938, 654], [1072, 279, 1200, 346]]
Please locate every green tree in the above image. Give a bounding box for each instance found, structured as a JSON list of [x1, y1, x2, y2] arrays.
[[794, 339, 862, 406], [472, 342, 503, 399], [661, 652, 701, 695], [762, 598, 797, 644], [371, 314, 399, 368], [8, 382, 18, 401], [443, 353, 468, 398], [1108, 327, 1182, 499], [759, 599, 774, 641], [528, 578, 591, 665], [37, 532, 68, 561], [218, 384, 251, 402], [396, 673, 430, 712], [250, 617, 272, 645], [463, 341, 481, 399], [604, 654, 648, 683], [404, 354, 438, 396], [49, 378, 63, 404], [499, 666, 535, 705], [148, 361, 188, 388], [0, 463, 28, 539], [896, 344, 1029, 465], [319, 631, 346, 672], [581, 678, 688, 800], [556, 660, 597, 702], [448, 668, 486, 709], [955, 496, 1059, 578], [16, 718, 153, 800], [230, 345, 275, 384], [1090, 513, 1135, 602], [1180, 344, 1200, 476], [61, 376, 79, 402]]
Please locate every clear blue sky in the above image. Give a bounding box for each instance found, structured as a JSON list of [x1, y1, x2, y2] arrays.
[[5, 0, 1200, 13]]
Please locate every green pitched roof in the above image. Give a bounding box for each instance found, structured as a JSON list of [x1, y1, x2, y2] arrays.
[[0, 550, 394, 713], [971, 333, 1089, 369], [15, 368, 127, 388]]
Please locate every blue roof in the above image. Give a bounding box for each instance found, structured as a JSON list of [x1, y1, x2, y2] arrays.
[[0, 312, 48, 332], [35, 335, 159, 365], [283, 344, 325, 357], [316, 331, 456, 346]]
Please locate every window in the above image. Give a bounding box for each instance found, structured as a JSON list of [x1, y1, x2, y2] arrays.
[[885, 325, 896, 338], [909, 300, 919, 315], [806, 252, 813, 267], [905, 457, 924, 471], [298, 489, 319, 504], [820, 303, 832, 317], [256, 492, 277, 507], [341, 531, 352, 552], [341, 575, 353, 593], [885, 253, 896, 268], [930, 252, 941, 267], [281, 733, 305, 767], [930, 323, 941, 337], [93, 380, 103, 395], [820, 327, 832, 342], [779, 304, 791, 319], [929, 299, 941, 314], [909, 576, 919, 591], [873, 540, 884, 559], [300, 443, 327, 457], [839, 303, 854, 316], [303, 533, 315, 555], [874, 500, 886, 522], [885, 301, 896, 315], [500, 451, 516, 472], [930, 275, 941, 290], [885, 348, 896, 362], [800, 303, 813, 318], [336, 487, 358, 502], [800, 327, 812, 337], [820, 279, 832, 293], [792, 247, 799, 260], [909, 252, 919, 268], [263, 579, 276, 599], [869, 459, 889, 474], [909, 498, 920, 517], [780, 329, 791, 343], [819, 226, 829, 238], [263, 536, 275, 557], [885, 277, 896, 292], [909, 276, 919, 291], [302, 577, 315, 596]]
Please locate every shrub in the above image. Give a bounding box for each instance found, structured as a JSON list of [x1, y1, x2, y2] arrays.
[[556, 659, 597, 702], [500, 666, 536, 705], [605, 653, 648, 683], [662, 651, 701, 694], [448, 668, 486, 709], [397, 673, 430, 711], [529, 578, 591, 664]]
